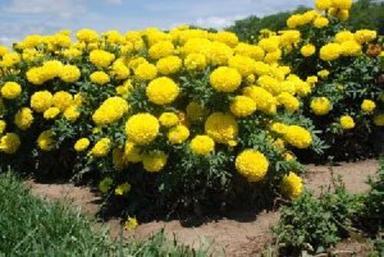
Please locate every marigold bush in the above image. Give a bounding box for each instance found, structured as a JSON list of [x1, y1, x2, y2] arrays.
[[0, 24, 319, 217], [0, 0, 382, 218]]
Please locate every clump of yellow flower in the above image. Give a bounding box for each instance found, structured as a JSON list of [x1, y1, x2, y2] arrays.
[[235, 149, 269, 182], [0, 133, 21, 154], [74, 138, 90, 152], [205, 112, 238, 146], [190, 135, 215, 156], [37, 130, 55, 151], [30, 91, 53, 113], [89, 49, 115, 68], [230, 96, 257, 117], [168, 125, 190, 144], [146, 77, 180, 105], [284, 125, 313, 149], [92, 97, 129, 126], [1, 82, 22, 99], [361, 99, 376, 114], [90, 71, 110, 85], [125, 113, 159, 145], [310, 97, 332, 116], [281, 172, 303, 199], [340, 115, 355, 130], [142, 151, 168, 172], [210, 66, 242, 93], [91, 138, 111, 157], [14, 107, 34, 130]]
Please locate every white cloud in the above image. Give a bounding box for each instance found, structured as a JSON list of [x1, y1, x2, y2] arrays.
[[194, 15, 246, 28], [2, 0, 87, 18]]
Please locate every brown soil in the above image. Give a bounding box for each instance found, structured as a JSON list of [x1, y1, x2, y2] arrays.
[[25, 159, 379, 257]]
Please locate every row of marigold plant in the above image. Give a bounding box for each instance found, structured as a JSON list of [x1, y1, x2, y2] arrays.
[[0, 0, 382, 220]]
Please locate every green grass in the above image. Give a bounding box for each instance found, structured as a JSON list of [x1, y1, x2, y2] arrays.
[[0, 172, 208, 257]]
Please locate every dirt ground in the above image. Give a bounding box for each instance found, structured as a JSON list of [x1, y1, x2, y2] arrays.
[[26, 159, 379, 257]]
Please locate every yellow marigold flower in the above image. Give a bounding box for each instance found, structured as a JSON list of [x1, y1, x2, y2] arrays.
[[110, 60, 130, 80], [235, 149, 269, 182], [1, 52, 20, 67], [228, 55, 256, 77], [124, 141, 142, 163], [0, 120, 6, 134], [190, 135, 215, 156], [206, 41, 233, 66], [91, 138, 111, 157], [184, 53, 207, 70], [258, 36, 280, 52], [125, 113, 159, 145], [135, 62, 158, 81], [317, 69, 330, 79], [340, 40, 362, 56], [156, 55, 182, 75], [270, 122, 289, 134], [0, 133, 21, 154], [43, 107, 61, 120], [37, 130, 55, 151], [159, 112, 179, 127], [277, 92, 300, 113], [300, 44, 316, 57], [98, 177, 113, 193], [284, 125, 312, 149], [124, 217, 138, 231], [280, 30, 301, 47], [335, 31, 355, 43], [373, 114, 384, 126], [320, 43, 342, 61], [315, 0, 332, 10], [243, 86, 276, 114], [281, 172, 303, 200], [90, 71, 110, 85], [230, 95, 257, 117], [92, 97, 129, 126], [30, 90, 53, 113], [63, 106, 80, 122], [211, 31, 239, 47], [0, 46, 8, 57], [186, 101, 204, 122], [89, 50, 115, 68], [1, 82, 22, 99], [361, 99, 376, 114], [142, 150, 168, 172], [264, 49, 282, 64], [332, 0, 352, 10], [338, 9, 350, 21], [234, 43, 265, 61], [14, 107, 34, 130], [74, 138, 90, 152], [310, 97, 332, 116], [340, 115, 355, 130], [41, 60, 63, 80], [146, 77, 180, 105], [76, 28, 98, 43], [148, 41, 174, 59], [205, 112, 238, 145], [26, 67, 46, 85], [210, 66, 242, 93], [115, 183, 131, 196], [307, 76, 318, 85], [168, 125, 190, 144], [257, 75, 280, 95], [60, 65, 81, 83], [313, 16, 329, 28], [53, 91, 73, 112], [354, 30, 377, 44]]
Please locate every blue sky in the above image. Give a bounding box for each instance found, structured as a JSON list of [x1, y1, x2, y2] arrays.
[[0, 0, 314, 45]]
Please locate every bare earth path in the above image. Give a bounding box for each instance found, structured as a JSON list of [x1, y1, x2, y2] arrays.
[[25, 159, 379, 257]]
